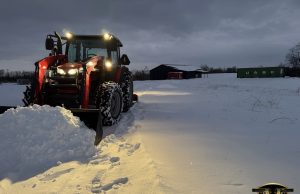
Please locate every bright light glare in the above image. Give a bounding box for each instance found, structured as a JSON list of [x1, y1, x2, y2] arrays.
[[135, 91, 191, 96], [86, 61, 95, 67], [68, 69, 77, 75], [105, 60, 113, 69], [65, 32, 73, 39], [103, 33, 112, 40], [57, 68, 66, 75]]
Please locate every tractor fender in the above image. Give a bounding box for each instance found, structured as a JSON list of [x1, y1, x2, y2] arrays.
[[114, 66, 130, 83]]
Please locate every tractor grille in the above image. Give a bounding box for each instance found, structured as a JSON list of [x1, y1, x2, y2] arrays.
[[44, 88, 80, 108], [49, 76, 79, 85], [44, 76, 81, 108]]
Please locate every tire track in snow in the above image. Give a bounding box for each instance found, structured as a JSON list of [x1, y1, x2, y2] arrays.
[[87, 94, 169, 193]]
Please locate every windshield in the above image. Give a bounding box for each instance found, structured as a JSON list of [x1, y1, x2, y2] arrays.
[[67, 39, 108, 62]]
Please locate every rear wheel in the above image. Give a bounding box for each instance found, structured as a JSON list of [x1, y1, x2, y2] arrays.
[[96, 82, 123, 126]]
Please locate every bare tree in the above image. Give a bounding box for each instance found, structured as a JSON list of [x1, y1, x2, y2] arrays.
[[200, 64, 209, 71], [286, 43, 300, 67]]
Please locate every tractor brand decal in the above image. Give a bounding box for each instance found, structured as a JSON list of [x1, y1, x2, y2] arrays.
[[252, 183, 293, 194]]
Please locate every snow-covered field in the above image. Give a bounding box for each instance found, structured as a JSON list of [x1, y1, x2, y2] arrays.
[[0, 74, 300, 193]]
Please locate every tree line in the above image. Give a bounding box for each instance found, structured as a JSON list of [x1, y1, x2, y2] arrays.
[[0, 70, 34, 83], [285, 42, 300, 67]]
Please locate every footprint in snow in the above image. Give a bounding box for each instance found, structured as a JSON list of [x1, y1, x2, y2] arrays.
[[89, 155, 120, 167], [118, 143, 140, 155], [110, 156, 120, 163], [91, 177, 129, 193], [76, 184, 82, 190], [110, 156, 121, 167], [89, 154, 111, 165], [128, 143, 140, 155], [92, 176, 102, 189], [39, 168, 74, 181]]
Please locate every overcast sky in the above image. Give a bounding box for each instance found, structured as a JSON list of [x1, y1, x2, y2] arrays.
[[0, 0, 300, 71]]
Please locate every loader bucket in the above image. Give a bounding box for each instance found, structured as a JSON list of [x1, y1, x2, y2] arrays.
[[70, 108, 103, 145]]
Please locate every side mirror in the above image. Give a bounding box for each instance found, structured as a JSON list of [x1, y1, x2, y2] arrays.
[[120, 54, 130, 65], [45, 37, 54, 50]]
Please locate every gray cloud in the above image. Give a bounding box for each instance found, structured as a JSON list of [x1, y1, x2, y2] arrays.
[[0, 0, 300, 70]]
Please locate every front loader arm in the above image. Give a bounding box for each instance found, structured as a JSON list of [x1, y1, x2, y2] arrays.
[[34, 55, 66, 104], [82, 56, 103, 108]]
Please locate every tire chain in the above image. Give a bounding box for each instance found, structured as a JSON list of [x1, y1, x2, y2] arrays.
[[95, 82, 123, 126]]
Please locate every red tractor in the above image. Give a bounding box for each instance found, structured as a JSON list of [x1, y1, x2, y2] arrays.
[[3, 32, 137, 144]]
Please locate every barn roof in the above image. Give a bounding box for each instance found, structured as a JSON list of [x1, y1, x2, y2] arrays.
[[159, 64, 203, 72]]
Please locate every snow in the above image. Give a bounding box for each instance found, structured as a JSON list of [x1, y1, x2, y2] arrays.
[[0, 105, 96, 182], [1, 74, 300, 193], [0, 83, 26, 106], [134, 74, 300, 193]]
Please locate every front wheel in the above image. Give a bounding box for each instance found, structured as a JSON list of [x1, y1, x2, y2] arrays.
[[96, 82, 123, 126], [23, 78, 37, 106]]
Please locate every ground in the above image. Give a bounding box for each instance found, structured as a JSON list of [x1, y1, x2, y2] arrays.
[[0, 74, 299, 193]]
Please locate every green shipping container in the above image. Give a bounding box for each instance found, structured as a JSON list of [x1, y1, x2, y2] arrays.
[[237, 67, 285, 78]]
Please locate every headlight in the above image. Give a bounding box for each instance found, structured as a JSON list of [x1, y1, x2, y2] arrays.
[[105, 60, 113, 69], [57, 68, 66, 75], [103, 33, 113, 40], [68, 69, 77, 75], [79, 67, 83, 73], [65, 31, 73, 39]]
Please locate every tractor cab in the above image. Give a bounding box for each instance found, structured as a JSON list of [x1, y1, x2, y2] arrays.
[[45, 32, 130, 75], [40, 32, 132, 110]]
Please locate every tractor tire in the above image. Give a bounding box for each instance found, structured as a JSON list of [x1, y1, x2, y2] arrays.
[[23, 78, 36, 106], [120, 70, 133, 112], [96, 82, 123, 126]]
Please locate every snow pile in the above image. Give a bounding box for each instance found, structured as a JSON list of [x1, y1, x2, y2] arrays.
[[0, 105, 96, 182], [0, 107, 165, 194]]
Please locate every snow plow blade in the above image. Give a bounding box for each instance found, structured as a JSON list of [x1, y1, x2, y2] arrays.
[[0, 106, 102, 145], [69, 108, 103, 145]]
